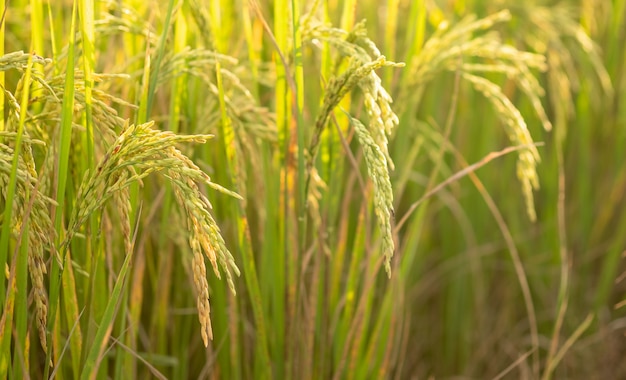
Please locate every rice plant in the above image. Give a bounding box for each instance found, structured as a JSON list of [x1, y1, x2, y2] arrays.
[[0, 0, 624, 379]]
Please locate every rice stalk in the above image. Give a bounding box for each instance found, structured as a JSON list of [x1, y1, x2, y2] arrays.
[[404, 9, 550, 221], [302, 18, 404, 167], [301, 16, 402, 275], [461, 72, 541, 221], [504, 1, 613, 110], [62, 120, 241, 346], [307, 56, 399, 274]]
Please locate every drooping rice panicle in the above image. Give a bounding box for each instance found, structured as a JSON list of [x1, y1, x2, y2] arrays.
[[348, 116, 395, 276], [63, 121, 241, 345], [301, 16, 402, 275]]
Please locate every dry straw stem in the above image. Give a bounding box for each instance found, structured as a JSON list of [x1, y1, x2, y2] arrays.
[[406, 10, 551, 221], [63, 120, 241, 346]]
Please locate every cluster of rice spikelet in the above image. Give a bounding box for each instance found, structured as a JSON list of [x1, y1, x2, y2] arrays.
[[348, 117, 395, 275], [0, 136, 54, 352], [502, 1, 613, 144], [302, 17, 403, 276], [462, 73, 541, 220], [0, 53, 57, 352], [64, 120, 241, 346], [406, 10, 551, 221]]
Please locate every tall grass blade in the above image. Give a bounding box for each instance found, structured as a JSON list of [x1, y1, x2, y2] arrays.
[[80, 243, 134, 379]]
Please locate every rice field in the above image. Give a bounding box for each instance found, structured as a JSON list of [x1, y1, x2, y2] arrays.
[[0, 0, 625, 378]]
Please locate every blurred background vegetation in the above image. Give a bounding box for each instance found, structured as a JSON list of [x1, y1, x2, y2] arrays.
[[0, 0, 625, 378]]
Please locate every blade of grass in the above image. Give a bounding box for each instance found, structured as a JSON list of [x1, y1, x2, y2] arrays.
[[79, 0, 96, 170], [11, 226, 30, 377], [250, 0, 294, 377], [332, 202, 368, 378], [45, 2, 78, 377], [213, 53, 272, 380], [340, 0, 356, 30], [384, 0, 399, 85], [61, 248, 84, 377], [542, 110, 571, 380], [80, 241, 135, 379], [0, 244, 19, 378], [290, 1, 308, 374], [0, 0, 5, 134], [145, 0, 176, 119]]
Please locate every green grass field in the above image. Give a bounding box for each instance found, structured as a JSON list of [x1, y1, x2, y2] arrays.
[[0, 0, 625, 378]]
